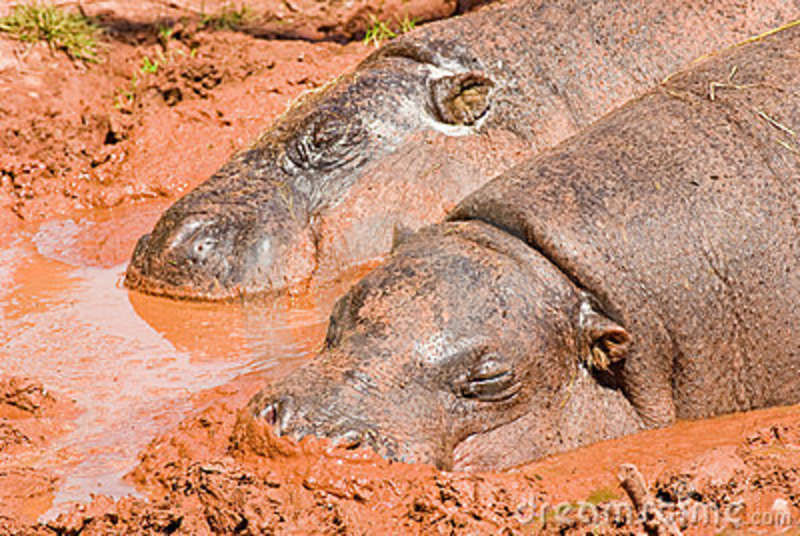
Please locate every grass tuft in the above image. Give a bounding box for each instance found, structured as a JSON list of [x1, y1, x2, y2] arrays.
[[585, 486, 621, 505], [363, 16, 396, 47], [0, 2, 100, 62], [363, 14, 417, 48]]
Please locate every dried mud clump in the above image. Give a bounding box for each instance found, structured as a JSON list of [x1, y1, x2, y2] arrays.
[[5, 394, 800, 534], [0, 377, 79, 527], [0, 376, 68, 456]]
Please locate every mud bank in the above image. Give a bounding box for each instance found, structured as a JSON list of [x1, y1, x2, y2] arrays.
[[0, 376, 79, 526]]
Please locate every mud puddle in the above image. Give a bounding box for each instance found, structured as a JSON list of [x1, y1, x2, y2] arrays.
[[0, 202, 360, 518]]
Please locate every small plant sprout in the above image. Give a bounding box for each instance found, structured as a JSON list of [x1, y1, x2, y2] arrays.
[[363, 15, 396, 47], [399, 14, 417, 34], [201, 3, 255, 30], [363, 14, 418, 48], [157, 24, 174, 47], [140, 55, 160, 74]]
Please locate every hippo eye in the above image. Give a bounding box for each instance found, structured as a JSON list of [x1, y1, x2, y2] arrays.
[[459, 354, 520, 402], [285, 112, 367, 172]]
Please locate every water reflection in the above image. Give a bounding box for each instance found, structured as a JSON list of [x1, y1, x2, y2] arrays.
[[0, 207, 366, 517]]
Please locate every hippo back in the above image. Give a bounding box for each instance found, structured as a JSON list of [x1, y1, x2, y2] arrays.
[[450, 25, 800, 422]]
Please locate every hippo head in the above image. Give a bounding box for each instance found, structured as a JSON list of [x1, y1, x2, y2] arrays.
[[247, 221, 641, 470], [125, 39, 499, 300]]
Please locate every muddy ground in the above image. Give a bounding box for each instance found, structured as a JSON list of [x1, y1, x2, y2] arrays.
[[1, 1, 800, 534]]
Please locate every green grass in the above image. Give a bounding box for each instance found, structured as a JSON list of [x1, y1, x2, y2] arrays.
[[363, 14, 417, 48], [201, 3, 255, 30], [363, 16, 396, 47], [398, 14, 417, 34], [113, 73, 138, 110], [0, 2, 100, 62], [157, 24, 175, 47], [140, 55, 160, 74]]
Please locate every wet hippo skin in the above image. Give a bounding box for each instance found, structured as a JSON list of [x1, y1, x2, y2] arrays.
[[249, 23, 800, 471]]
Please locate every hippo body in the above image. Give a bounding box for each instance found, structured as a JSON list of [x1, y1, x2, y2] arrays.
[[125, 0, 800, 299], [249, 24, 800, 471]]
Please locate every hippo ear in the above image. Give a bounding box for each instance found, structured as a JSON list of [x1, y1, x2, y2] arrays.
[[578, 298, 631, 371], [430, 71, 494, 126]]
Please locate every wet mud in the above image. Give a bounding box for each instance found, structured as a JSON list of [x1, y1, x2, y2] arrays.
[[1, 2, 799, 534]]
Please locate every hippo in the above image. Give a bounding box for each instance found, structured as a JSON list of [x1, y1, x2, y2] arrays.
[[247, 23, 800, 471], [124, 0, 800, 300]]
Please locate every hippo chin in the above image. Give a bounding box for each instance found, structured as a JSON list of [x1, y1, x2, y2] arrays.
[[125, 0, 800, 300], [248, 24, 800, 470]]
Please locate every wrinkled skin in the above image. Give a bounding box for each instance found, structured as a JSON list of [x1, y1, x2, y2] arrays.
[[125, 0, 800, 299], [249, 26, 800, 470]]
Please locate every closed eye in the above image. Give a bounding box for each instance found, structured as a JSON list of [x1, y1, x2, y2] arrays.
[[455, 351, 520, 402], [285, 111, 367, 172]]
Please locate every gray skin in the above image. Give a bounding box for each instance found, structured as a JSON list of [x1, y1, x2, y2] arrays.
[[124, 0, 800, 300], [248, 25, 800, 471]]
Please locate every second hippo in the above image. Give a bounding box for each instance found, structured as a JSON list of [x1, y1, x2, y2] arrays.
[[248, 23, 800, 470], [125, 0, 800, 299]]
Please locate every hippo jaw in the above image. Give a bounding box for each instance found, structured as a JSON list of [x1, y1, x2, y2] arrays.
[[248, 220, 641, 469]]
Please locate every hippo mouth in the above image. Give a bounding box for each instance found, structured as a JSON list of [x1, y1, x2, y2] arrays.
[[123, 261, 249, 301]]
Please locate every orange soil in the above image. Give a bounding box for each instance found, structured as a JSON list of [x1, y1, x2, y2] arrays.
[[1, 2, 799, 534]]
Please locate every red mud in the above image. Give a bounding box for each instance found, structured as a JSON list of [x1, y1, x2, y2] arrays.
[[0, 376, 80, 525], [1, 2, 800, 534]]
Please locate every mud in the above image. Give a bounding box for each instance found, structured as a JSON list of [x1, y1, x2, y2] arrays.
[[12, 400, 800, 535], [0, 376, 79, 525], [2, 2, 800, 534], [0, 2, 374, 252]]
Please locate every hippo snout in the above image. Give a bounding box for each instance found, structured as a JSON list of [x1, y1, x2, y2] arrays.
[[124, 211, 244, 298], [254, 393, 369, 450]]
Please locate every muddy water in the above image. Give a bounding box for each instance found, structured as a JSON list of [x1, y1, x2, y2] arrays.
[[0, 205, 360, 518]]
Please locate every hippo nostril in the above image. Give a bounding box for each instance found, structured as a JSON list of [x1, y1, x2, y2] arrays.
[[333, 429, 363, 449], [188, 235, 217, 263], [257, 397, 293, 435], [259, 403, 278, 426]]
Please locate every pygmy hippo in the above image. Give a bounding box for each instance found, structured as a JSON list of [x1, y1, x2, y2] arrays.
[[124, 0, 800, 299], [248, 23, 800, 471]]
